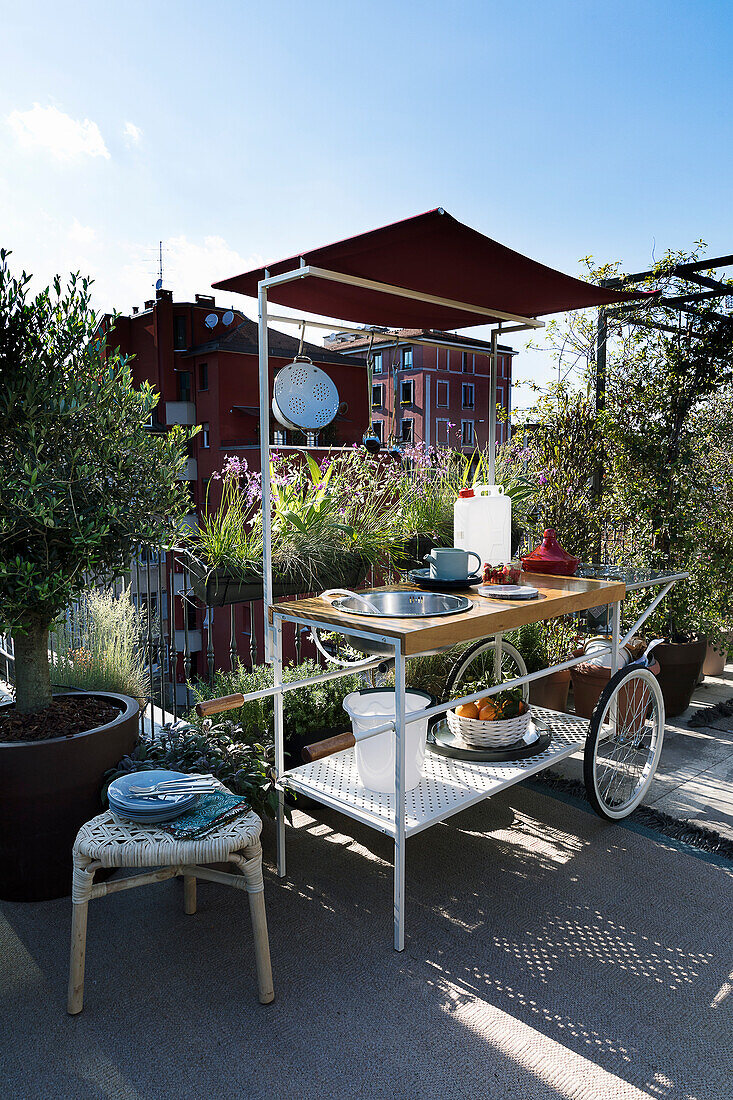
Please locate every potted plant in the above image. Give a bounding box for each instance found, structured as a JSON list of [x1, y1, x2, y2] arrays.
[[507, 619, 579, 712], [189, 452, 391, 604], [0, 253, 191, 900]]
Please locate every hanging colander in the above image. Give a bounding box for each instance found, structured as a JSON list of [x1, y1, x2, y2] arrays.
[[271, 355, 340, 433]]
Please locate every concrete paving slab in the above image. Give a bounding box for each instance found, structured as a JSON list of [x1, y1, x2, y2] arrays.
[[652, 753, 733, 838]]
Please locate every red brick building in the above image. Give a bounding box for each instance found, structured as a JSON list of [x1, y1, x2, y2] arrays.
[[326, 328, 515, 450], [103, 287, 368, 509]]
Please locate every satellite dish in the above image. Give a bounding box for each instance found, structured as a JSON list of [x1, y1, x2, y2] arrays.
[[222, 310, 234, 326], [204, 313, 218, 329], [155, 278, 163, 291]]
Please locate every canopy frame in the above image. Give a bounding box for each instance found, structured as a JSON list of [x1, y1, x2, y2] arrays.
[[256, 264, 542, 665]]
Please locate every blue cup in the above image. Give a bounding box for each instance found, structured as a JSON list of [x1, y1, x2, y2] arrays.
[[423, 547, 481, 581]]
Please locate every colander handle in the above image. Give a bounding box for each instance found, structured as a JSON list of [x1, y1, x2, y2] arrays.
[[321, 589, 381, 614]]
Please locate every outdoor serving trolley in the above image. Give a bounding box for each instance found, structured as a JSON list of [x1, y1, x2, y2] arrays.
[[208, 210, 685, 949]]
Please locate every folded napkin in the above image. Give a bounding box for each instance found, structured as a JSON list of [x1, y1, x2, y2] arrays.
[[156, 788, 250, 840]]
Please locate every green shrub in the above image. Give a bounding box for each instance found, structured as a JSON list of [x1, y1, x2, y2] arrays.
[[104, 719, 278, 818], [50, 587, 149, 701], [189, 659, 364, 749]]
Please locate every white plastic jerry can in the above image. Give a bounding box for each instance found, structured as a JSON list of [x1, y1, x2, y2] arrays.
[[453, 485, 512, 568]]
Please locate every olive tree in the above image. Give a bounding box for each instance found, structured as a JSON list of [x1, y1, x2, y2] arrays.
[[0, 251, 192, 714]]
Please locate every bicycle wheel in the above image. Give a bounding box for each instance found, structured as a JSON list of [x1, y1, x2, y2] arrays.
[[445, 638, 529, 702], [583, 665, 665, 820]]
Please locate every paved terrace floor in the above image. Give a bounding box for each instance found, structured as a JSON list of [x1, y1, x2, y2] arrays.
[[1, 665, 732, 1099], [2, 783, 731, 1100]]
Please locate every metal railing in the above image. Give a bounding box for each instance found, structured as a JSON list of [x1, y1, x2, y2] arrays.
[[0, 547, 375, 733]]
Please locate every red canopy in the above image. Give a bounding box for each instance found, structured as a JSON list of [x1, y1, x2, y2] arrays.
[[213, 208, 649, 330]]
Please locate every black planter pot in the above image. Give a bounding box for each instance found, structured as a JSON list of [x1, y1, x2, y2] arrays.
[[0, 692, 140, 901], [655, 635, 707, 718], [189, 557, 370, 607]]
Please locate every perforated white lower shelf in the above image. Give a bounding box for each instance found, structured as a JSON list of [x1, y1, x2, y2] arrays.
[[281, 707, 588, 838]]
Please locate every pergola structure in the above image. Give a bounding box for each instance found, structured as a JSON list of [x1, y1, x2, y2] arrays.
[[595, 251, 733, 411]]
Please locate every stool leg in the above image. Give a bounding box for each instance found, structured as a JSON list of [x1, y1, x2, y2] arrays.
[[232, 844, 274, 1004], [68, 856, 96, 1015], [183, 874, 197, 915]]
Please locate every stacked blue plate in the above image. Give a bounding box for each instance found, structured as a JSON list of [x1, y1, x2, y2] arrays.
[[108, 770, 199, 824]]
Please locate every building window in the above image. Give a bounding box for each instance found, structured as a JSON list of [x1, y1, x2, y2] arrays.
[[373, 351, 382, 373], [437, 380, 449, 407], [372, 383, 384, 408], [401, 418, 414, 443], [372, 418, 383, 443], [173, 315, 187, 350], [198, 362, 208, 390], [187, 601, 198, 631], [461, 420, 474, 447], [177, 371, 192, 402], [436, 419, 450, 445], [402, 347, 413, 369], [437, 349, 448, 370], [201, 422, 210, 448], [461, 351, 473, 373], [400, 379, 414, 405], [462, 383, 475, 409]]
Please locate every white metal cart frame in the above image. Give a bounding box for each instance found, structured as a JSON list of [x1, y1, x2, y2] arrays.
[[206, 214, 678, 949]]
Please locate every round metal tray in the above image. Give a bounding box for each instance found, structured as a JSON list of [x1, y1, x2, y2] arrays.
[[331, 589, 473, 618], [427, 721, 552, 762]]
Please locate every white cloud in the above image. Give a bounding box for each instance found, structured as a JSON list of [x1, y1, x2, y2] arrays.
[[7, 103, 110, 161], [68, 218, 96, 245], [123, 121, 142, 146]]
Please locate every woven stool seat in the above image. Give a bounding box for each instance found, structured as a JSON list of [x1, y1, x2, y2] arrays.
[[67, 805, 274, 1014], [74, 809, 263, 870]]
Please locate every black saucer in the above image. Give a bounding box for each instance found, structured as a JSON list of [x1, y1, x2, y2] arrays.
[[427, 721, 552, 762], [407, 568, 482, 591]]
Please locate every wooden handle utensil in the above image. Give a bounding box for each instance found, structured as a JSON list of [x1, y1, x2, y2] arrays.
[[301, 732, 356, 763], [195, 693, 245, 718]]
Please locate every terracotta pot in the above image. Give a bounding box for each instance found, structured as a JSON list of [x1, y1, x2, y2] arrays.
[[654, 636, 707, 717], [529, 668, 571, 712], [571, 660, 661, 721], [0, 692, 140, 901], [702, 642, 728, 678]]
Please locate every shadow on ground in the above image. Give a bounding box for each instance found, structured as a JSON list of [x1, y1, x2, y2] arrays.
[[1, 785, 731, 1100]]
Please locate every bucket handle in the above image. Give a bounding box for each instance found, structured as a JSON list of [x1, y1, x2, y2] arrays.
[[472, 484, 504, 496]]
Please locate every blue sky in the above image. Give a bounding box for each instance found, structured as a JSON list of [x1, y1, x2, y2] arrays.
[[2, 0, 731, 404]]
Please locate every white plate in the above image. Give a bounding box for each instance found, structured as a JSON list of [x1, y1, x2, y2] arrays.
[[478, 584, 539, 600]]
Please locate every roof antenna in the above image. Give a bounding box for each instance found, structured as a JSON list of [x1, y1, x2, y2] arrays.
[[155, 240, 164, 291]]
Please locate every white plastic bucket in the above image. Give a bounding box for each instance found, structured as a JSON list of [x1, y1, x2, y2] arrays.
[[342, 689, 434, 793]]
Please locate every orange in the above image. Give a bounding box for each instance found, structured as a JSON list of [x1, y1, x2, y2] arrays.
[[478, 703, 499, 722], [456, 703, 479, 719]]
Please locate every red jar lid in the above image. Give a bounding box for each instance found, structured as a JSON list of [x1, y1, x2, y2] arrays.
[[521, 528, 580, 576], [458, 488, 474, 498]]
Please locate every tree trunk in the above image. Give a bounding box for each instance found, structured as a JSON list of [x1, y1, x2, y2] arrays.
[[13, 618, 52, 714]]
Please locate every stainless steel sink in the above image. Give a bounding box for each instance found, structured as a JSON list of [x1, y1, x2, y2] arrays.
[[329, 589, 473, 618]]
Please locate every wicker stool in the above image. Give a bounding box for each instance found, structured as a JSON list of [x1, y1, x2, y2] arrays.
[[68, 808, 274, 1014]]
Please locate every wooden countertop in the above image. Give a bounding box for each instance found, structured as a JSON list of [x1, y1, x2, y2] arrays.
[[270, 573, 626, 656]]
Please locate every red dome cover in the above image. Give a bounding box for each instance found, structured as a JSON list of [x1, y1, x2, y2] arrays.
[[521, 529, 580, 577]]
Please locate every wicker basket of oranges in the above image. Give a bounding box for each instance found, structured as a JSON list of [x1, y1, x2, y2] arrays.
[[447, 687, 531, 748]]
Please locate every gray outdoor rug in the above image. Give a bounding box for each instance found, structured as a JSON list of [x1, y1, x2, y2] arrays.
[[1, 785, 731, 1100]]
